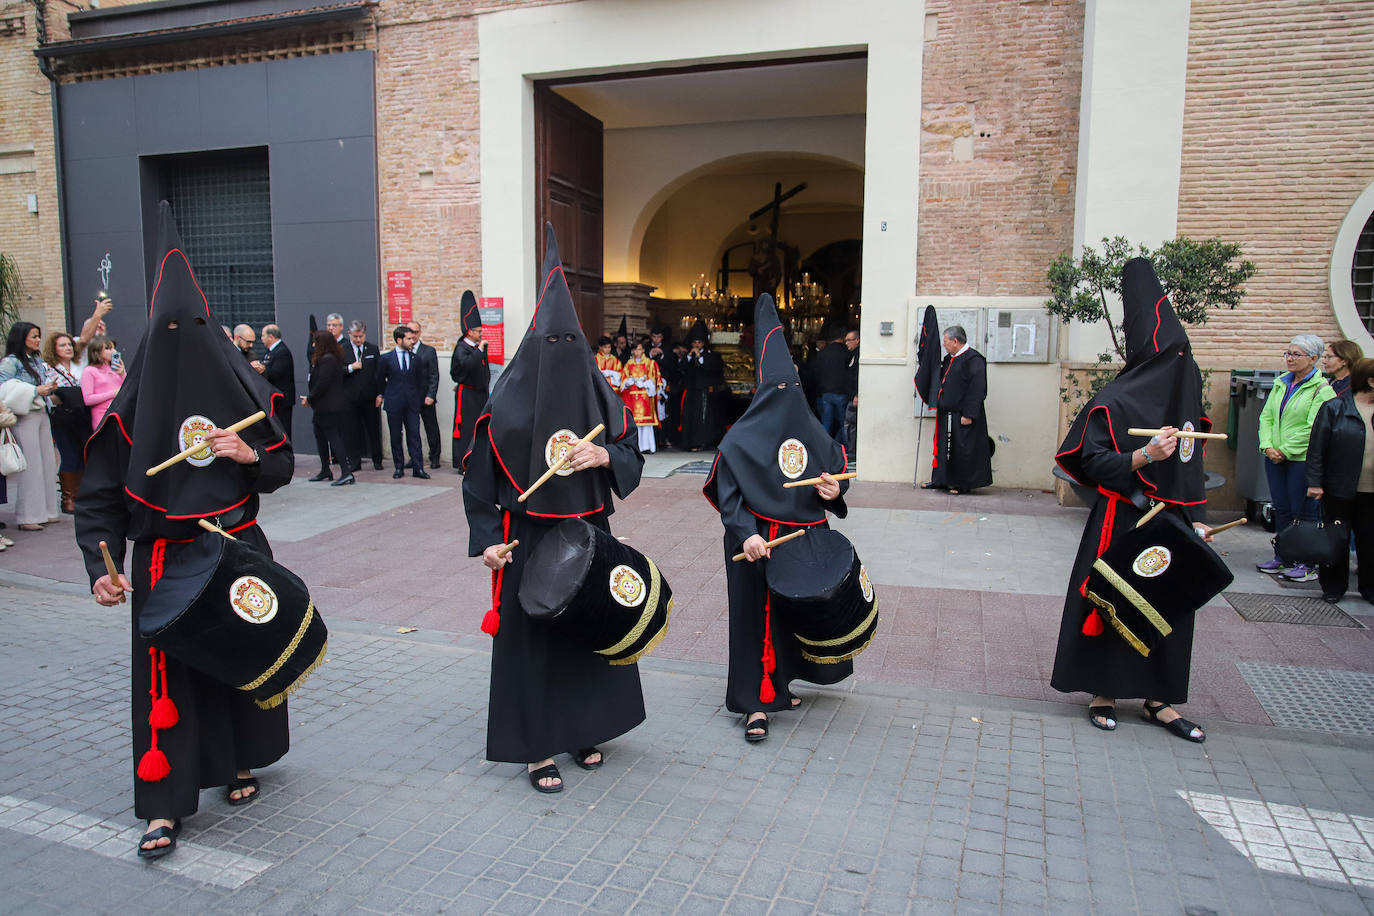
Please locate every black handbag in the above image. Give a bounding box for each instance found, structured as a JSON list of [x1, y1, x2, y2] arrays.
[[1274, 503, 1347, 567], [50, 385, 91, 440]]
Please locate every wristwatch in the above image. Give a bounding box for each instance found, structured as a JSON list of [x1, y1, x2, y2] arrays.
[[1140, 447, 1153, 464]]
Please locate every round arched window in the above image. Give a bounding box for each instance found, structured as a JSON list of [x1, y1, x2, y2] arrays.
[[1330, 182, 1374, 351], [1355, 211, 1374, 333]]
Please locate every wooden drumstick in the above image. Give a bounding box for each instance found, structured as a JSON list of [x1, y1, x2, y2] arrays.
[[1127, 427, 1228, 441], [1135, 501, 1166, 529], [782, 471, 858, 489], [517, 423, 606, 504], [732, 528, 806, 562], [495, 539, 519, 559], [197, 518, 237, 540], [1205, 517, 1248, 537], [146, 410, 267, 477], [98, 540, 126, 602]]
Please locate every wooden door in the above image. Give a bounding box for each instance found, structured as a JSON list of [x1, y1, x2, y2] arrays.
[[534, 85, 604, 335]]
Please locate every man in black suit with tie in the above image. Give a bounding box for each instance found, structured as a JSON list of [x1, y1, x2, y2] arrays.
[[254, 324, 295, 438], [407, 319, 443, 469], [343, 320, 383, 470], [376, 325, 430, 479]]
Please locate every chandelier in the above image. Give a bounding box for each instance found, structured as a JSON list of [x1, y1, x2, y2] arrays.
[[788, 272, 831, 336], [688, 272, 740, 330]]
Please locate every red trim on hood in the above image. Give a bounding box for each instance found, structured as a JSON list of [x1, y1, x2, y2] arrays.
[[531, 266, 566, 325], [148, 249, 211, 317], [757, 326, 783, 384], [1151, 295, 1167, 353]]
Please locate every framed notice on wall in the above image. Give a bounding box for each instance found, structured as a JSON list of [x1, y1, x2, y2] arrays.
[[479, 297, 505, 365], [387, 271, 412, 325]]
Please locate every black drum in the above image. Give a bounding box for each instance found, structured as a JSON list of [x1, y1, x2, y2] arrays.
[[138, 534, 328, 709], [1084, 509, 1233, 657], [766, 527, 878, 664], [519, 517, 672, 665]]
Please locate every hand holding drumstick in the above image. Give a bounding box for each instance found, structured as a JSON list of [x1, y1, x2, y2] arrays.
[[92, 540, 132, 607], [482, 540, 519, 571]]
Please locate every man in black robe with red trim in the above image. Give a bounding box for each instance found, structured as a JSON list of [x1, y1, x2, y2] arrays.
[[703, 294, 854, 742], [926, 325, 992, 493], [75, 202, 294, 858], [678, 318, 726, 451], [462, 223, 645, 793], [1051, 257, 1215, 742], [449, 290, 489, 470]]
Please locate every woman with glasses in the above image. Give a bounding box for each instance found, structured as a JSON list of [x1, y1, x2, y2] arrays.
[[1257, 335, 1335, 580], [1321, 339, 1363, 400]]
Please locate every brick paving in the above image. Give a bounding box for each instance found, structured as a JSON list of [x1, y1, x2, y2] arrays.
[[1, 463, 1373, 913]]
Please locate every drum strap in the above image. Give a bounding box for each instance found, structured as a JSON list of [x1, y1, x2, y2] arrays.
[[481, 511, 511, 637], [759, 523, 779, 704]]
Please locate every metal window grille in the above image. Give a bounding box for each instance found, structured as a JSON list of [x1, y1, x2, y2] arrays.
[[164, 150, 275, 358], [1355, 210, 1374, 334]]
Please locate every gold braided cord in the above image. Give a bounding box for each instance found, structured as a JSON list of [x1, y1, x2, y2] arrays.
[[239, 601, 317, 692], [796, 596, 879, 649], [253, 641, 327, 710], [1085, 590, 1150, 657], [1089, 561, 1173, 638], [800, 604, 879, 664], [597, 558, 663, 658], [608, 598, 674, 665]]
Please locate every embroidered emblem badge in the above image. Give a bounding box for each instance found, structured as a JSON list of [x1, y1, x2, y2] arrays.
[[1132, 546, 1172, 579], [178, 415, 216, 468], [859, 564, 874, 603], [1178, 421, 1196, 463], [609, 564, 647, 607], [229, 576, 279, 624], [778, 438, 808, 479], [545, 428, 578, 477]]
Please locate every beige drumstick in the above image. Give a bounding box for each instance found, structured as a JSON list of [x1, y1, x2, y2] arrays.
[[1127, 427, 1228, 441], [197, 518, 237, 540], [145, 410, 267, 477], [517, 423, 606, 504], [495, 539, 519, 559], [98, 540, 126, 603], [782, 471, 858, 489], [1205, 517, 1248, 536], [731, 528, 806, 562], [1135, 501, 1166, 529]]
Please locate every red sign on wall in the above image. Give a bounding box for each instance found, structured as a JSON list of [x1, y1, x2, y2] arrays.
[[387, 271, 412, 325], [479, 297, 505, 365]]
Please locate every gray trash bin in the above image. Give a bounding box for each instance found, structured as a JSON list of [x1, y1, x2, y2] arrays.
[[1230, 369, 1279, 529]]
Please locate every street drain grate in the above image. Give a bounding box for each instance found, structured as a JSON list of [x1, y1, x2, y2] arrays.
[[1224, 592, 1364, 627], [668, 460, 714, 476], [1237, 662, 1374, 736]]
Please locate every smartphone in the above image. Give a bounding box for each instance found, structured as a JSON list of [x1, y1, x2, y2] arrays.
[[111, 351, 123, 370]]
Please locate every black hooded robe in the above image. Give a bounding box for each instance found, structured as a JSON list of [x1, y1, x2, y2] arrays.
[[704, 296, 856, 715], [450, 291, 490, 468], [1051, 257, 1212, 703], [679, 320, 726, 451], [462, 224, 646, 763], [74, 202, 292, 819], [930, 346, 993, 491]]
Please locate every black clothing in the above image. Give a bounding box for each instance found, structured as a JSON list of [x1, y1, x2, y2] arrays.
[[462, 222, 645, 763], [1316, 493, 1374, 601], [930, 347, 992, 491], [914, 306, 941, 408], [378, 348, 424, 471], [306, 353, 350, 415], [808, 343, 852, 397], [678, 348, 726, 450], [412, 340, 441, 462], [450, 337, 490, 466], [1307, 395, 1369, 499], [342, 339, 382, 467], [1331, 375, 1353, 400], [260, 341, 295, 437]]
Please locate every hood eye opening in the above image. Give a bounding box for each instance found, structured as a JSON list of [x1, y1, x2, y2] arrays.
[[564, 333, 577, 342], [194, 317, 206, 325], [545, 334, 559, 344]]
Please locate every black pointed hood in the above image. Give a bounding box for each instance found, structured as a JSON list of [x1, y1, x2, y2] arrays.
[[459, 290, 481, 336], [464, 223, 632, 518], [686, 316, 710, 345], [914, 305, 941, 408], [1057, 257, 1209, 505], [704, 294, 846, 525], [616, 313, 628, 339], [101, 201, 288, 520]]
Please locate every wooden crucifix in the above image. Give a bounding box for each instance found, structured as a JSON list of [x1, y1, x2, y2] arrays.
[[747, 181, 806, 301]]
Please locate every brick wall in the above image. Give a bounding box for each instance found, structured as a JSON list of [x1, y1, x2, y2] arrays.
[[916, 0, 1085, 297], [1178, 1, 1374, 369]]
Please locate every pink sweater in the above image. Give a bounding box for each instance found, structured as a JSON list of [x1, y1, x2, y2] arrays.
[[81, 365, 123, 429]]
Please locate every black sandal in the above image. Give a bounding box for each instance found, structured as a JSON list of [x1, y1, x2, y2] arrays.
[[1088, 704, 1116, 731], [572, 747, 603, 771], [744, 714, 768, 743], [528, 763, 563, 793], [136, 820, 181, 859], [1142, 703, 1205, 743], [226, 776, 259, 806]]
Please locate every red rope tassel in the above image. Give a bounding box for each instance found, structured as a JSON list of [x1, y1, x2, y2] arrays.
[[759, 523, 779, 704], [148, 649, 179, 729], [1079, 492, 1120, 635], [481, 511, 511, 636], [148, 538, 167, 590], [138, 647, 172, 781]]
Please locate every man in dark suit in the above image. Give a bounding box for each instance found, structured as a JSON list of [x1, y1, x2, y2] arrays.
[[376, 325, 429, 479], [254, 324, 295, 438], [343, 320, 383, 470], [406, 319, 442, 468]]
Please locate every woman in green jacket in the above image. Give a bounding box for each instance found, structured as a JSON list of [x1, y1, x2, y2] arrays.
[[1257, 334, 1336, 580]]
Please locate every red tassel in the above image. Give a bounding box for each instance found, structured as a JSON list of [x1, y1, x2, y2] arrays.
[[758, 523, 779, 705], [481, 607, 500, 636], [148, 539, 167, 590], [148, 649, 179, 728], [759, 675, 775, 704], [483, 511, 510, 638], [1082, 608, 1105, 637], [137, 747, 171, 782]]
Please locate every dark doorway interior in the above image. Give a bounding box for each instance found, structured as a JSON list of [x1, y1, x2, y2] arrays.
[[151, 148, 275, 354]]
